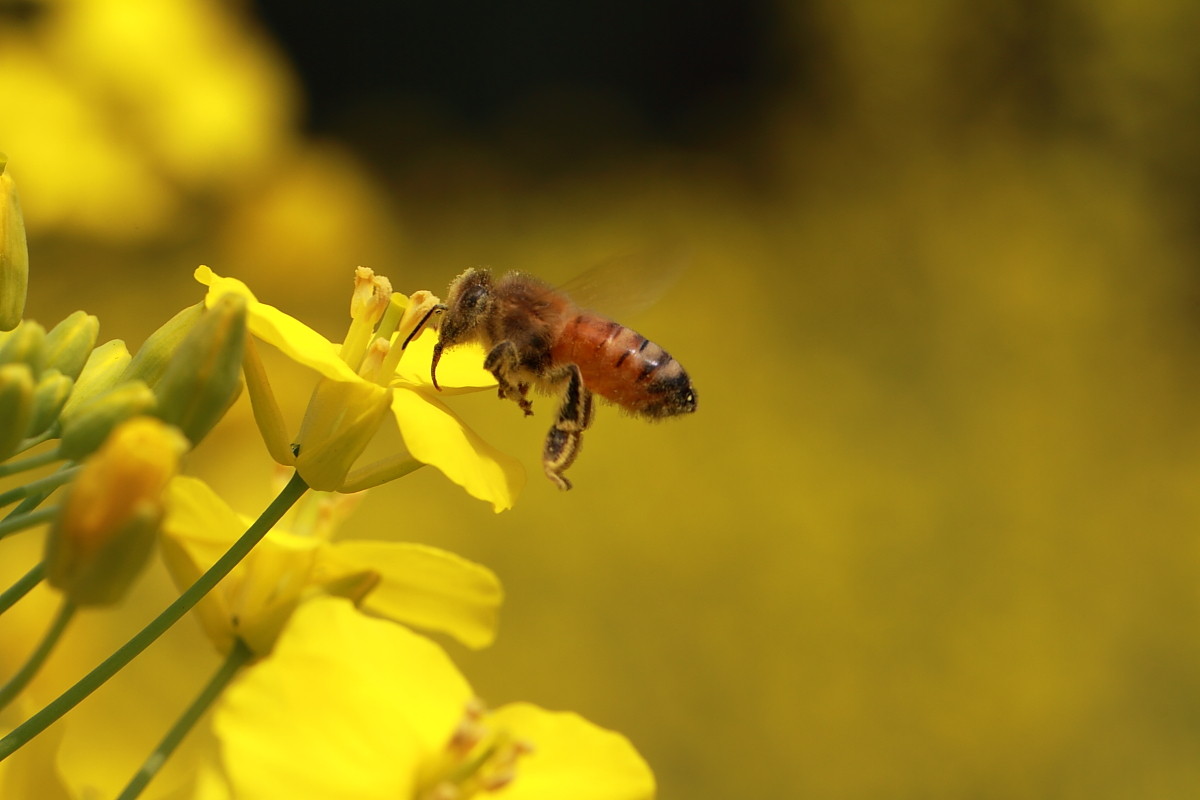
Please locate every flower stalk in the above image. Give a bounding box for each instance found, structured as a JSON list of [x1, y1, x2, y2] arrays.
[[116, 639, 254, 800], [0, 465, 80, 509], [0, 561, 45, 615], [0, 505, 57, 541], [0, 598, 76, 711]]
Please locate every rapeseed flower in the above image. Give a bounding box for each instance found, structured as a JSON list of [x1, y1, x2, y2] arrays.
[[202, 597, 656, 800], [161, 475, 503, 656], [194, 266, 523, 510]]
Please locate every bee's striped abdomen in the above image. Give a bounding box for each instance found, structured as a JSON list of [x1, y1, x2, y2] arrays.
[[553, 312, 697, 418]]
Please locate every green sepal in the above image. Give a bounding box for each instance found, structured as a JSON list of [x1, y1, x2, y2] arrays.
[[44, 311, 100, 381], [294, 378, 391, 491]]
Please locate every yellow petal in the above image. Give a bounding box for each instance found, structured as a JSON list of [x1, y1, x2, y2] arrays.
[[195, 265, 359, 383], [490, 703, 656, 800], [394, 328, 496, 392], [213, 597, 472, 800], [390, 388, 525, 512], [160, 476, 248, 652], [321, 541, 503, 649]]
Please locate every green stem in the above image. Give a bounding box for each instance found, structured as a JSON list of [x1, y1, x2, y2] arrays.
[[2, 473, 59, 521], [116, 640, 253, 800], [0, 506, 57, 541], [0, 471, 309, 761], [0, 465, 80, 509], [0, 446, 61, 478], [10, 429, 57, 459], [0, 561, 44, 615], [0, 598, 77, 711]]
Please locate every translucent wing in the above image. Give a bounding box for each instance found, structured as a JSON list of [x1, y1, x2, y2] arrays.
[[557, 244, 691, 320]]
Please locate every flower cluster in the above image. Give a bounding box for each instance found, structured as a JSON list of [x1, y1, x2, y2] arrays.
[[0, 158, 655, 799]]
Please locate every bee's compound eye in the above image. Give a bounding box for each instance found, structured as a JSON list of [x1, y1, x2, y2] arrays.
[[462, 286, 485, 309]]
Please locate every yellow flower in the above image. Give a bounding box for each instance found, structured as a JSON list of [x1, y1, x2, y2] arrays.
[[160, 476, 503, 656], [202, 597, 656, 800], [194, 265, 523, 511]]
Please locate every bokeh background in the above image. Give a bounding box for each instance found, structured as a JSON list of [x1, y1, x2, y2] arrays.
[[4, 0, 1200, 796]]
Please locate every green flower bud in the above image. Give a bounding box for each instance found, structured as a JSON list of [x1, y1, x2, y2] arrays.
[[44, 311, 100, 381], [122, 302, 204, 388], [0, 157, 29, 332], [59, 380, 156, 461], [153, 294, 246, 446], [46, 417, 188, 606], [61, 339, 131, 419], [0, 319, 45, 377], [0, 362, 34, 460], [27, 368, 74, 437]]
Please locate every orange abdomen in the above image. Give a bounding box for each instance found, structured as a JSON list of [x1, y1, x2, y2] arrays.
[[551, 312, 697, 418]]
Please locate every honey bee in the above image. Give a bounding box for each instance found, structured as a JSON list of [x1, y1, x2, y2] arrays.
[[430, 267, 697, 490]]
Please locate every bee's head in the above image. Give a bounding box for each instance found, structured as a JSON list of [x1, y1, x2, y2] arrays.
[[431, 268, 494, 390]]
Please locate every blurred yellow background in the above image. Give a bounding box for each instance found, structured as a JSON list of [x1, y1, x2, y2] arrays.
[[4, 0, 1200, 797]]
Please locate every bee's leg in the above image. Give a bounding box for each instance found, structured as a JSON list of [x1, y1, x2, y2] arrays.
[[544, 364, 593, 491], [483, 340, 534, 416]]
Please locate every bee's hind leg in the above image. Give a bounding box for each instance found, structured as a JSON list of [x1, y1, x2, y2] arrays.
[[543, 364, 594, 491], [483, 340, 533, 416]]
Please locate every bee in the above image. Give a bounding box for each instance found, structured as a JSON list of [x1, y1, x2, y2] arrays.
[[430, 267, 697, 490]]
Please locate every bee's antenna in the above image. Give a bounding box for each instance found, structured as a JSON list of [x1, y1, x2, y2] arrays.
[[402, 303, 446, 351]]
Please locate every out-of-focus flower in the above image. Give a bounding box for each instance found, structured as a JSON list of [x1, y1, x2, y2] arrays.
[[160, 476, 503, 656], [201, 597, 656, 800], [0, 702, 71, 800], [0, 0, 298, 239], [45, 416, 189, 606], [195, 266, 523, 511]]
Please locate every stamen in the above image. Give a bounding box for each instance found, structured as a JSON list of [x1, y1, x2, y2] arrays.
[[359, 337, 391, 383], [349, 267, 377, 321]]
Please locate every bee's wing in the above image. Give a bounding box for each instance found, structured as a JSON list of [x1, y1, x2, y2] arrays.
[[557, 244, 690, 319]]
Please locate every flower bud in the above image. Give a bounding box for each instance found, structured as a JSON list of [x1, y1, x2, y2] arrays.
[[121, 299, 204, 388], [0, 319, 45, 377], [59, 380, 157, 461], [122, 302, 204, 388], [27, 368, 74, 438], [61, 339, 132, 419], [0, 362, 34, 460], [44, 311, 100, 381], [45, 417, 188, 606], [153, 294, 246, 446], [0, 156, 29, 332]]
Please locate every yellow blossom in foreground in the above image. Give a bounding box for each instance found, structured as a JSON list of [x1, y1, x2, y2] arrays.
[[199, 597, 655, 800], [194, 266, 523, 511], [160, 476, 503, 656]]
